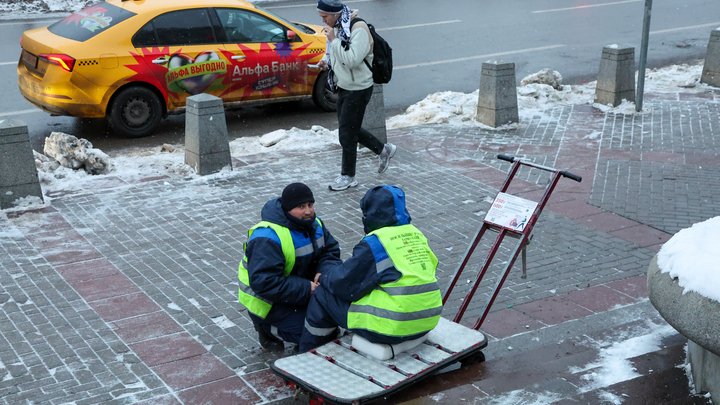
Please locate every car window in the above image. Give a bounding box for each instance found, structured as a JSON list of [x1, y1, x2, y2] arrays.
[[132, 22, 157, 48], [152, 9, 217, 46], [216, 8, 287, 43], [48, 1, 136, 42], [254, 5, 314, 35]]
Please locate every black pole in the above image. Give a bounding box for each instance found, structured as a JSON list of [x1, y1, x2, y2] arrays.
[[636, 0, 653, 112]]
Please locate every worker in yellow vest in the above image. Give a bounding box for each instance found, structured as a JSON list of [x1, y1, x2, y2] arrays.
[[239, 183, 341, 351], [299, 185, 442, 352]]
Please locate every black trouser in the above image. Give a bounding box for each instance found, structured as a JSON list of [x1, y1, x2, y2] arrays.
[[249, 303, 306, 344], [337, 86, 384, 177]]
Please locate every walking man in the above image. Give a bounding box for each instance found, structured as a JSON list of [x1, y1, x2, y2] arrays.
[[238, 183, 342, 351], [299, 185, 442, 352], [317, 0, 397, 191]]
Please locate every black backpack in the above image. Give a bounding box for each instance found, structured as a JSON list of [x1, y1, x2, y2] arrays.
[[350, 18, 393, 84]]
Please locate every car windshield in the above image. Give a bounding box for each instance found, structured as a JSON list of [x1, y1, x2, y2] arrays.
[[48, 1, 136, 42], [254, 6, 316, 34]]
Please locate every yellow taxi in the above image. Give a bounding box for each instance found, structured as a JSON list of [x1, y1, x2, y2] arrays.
[[18, 0, 333, 137]]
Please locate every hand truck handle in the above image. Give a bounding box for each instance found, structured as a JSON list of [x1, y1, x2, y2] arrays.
[[497, 153, 515, 163], [497, 154, 582, 182], [560, 171, 582, 182]]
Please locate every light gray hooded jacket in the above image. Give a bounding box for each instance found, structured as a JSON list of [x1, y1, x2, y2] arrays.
[[322, 10, 374, 91]]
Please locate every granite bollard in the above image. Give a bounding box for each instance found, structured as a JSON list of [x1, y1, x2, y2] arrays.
[[362, 84, 387, 144], [701, 29, 720, 87], [0, 119, 43, 209], [595, 45, 635, 107], [185, 94, 232, 176], [476, 61, 518, 127]]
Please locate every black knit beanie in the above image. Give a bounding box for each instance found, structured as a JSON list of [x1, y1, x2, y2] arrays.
[[281, 183, 315, 212], [317, 0, 343, 13]]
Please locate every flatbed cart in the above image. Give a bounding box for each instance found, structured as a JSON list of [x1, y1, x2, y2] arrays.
[[270, 154, 582, 405]]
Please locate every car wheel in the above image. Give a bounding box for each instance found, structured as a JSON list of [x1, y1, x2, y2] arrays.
[[312, 70, 337, 112], [107, 86, 163, 138]]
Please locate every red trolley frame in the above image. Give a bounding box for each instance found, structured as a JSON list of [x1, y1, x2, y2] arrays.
[[443, 153, 582, 329]]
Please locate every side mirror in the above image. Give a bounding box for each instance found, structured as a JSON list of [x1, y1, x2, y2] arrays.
[[287, 30, 296, 41]]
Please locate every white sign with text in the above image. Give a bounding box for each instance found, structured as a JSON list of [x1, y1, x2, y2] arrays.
[[485, 192, 538, 232]]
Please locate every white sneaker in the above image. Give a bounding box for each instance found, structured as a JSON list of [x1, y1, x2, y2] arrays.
[[328, 175, 358, 191], [378, 143, 397, 173]]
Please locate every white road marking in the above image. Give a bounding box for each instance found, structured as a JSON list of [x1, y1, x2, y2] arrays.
[[650, 22, 720, 35], [395, 44, 566, 70], [0, 61, 17, 66], [0, 19, 57, 26], [0, 109, 42, 118], [532, 0, 641, 14], [375, 20, 461, 32], [265, 0, 372, 9]]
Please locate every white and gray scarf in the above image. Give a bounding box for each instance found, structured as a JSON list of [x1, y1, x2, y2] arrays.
[[325, 6, 352, 91]]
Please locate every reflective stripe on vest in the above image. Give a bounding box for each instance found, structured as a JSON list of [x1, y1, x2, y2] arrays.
[[347, 224, 442, 337], [238, 219, 323, 319]]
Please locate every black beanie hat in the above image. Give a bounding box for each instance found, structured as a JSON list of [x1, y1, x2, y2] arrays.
[[317, 0, 343, 13], [281, 183, 315, 212]]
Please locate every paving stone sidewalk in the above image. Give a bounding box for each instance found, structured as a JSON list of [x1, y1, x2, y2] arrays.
[[1, 91, 719, 404]]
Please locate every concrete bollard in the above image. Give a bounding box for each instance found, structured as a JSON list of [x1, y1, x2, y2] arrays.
[[595, 45, 635, 107], [701, 29, 720, 87], [476, 61, 518, 127], [362, 84, 387, 144], [0, 119, 43, 209], [185, 94, 232, 176]]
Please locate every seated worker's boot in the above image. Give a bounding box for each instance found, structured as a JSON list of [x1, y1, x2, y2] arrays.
[[254, 323, 284, 351]]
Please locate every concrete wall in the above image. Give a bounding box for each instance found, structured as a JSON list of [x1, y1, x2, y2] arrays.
[[648, 254, 720, 398], [688, 341, 720, 400]]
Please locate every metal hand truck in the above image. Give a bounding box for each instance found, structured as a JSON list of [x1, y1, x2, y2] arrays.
[[443, 154, 582, 331], [270, 154, 582, 404]]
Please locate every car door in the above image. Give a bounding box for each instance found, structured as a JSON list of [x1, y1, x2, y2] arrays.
[[215, 8, 306, 102], [131, 8, 230, 109]]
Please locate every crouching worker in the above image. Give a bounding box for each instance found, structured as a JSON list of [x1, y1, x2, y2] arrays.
[[299, 185, 442, 352], [239, 183, 342, 351]]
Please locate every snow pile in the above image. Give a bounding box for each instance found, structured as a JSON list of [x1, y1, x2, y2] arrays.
[[26, 125, 340, 200], [43, 132, 110, 175], [388, 62, 708, 130], [520, 68, 564, 90], [657, 216, 720, 303], [386, 91, 481, 129], [642, 63, 705, 92], [571, 322, 677, 392], [229, 125, 338, 155]]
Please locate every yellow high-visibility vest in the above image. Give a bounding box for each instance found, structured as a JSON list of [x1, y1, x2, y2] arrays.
[[347, 224, 442, 337], [238, 219, 321, 318]]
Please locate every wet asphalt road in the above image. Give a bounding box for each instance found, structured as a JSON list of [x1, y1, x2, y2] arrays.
[[0, 0, 718, 153]]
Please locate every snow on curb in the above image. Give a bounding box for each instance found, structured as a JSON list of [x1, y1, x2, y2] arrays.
[[657, 216, 720, 303]]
